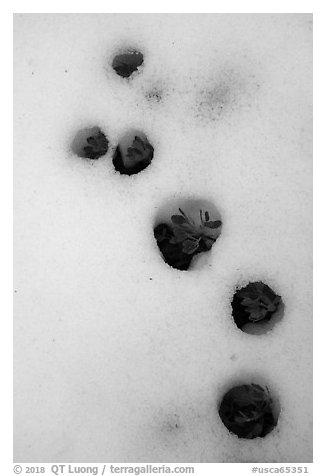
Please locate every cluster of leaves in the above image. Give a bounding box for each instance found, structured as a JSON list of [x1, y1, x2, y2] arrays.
[[219, 384, 276, 439], [113, 135, 154, 175], [112, 51, 144, 78], [232, 282, 282, 330], [83, 131, 109, 160], [126, 136, 154, 166], [154, 208, 222, 270], [169, 208, 222, 255]]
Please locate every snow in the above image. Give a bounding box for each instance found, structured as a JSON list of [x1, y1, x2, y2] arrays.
[[14, 14, 312, 462]]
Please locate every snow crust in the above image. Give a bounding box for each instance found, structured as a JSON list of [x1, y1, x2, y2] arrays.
[[14, 14, 312, 462]]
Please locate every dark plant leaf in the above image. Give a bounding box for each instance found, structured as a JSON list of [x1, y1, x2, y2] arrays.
[[182, 238, 199, 255], [155, 208, 222, 270], [237, 282, 281, 323], [204, 220, 222, 229], [178, 208, 189, 219], [112, 52, 144, 78], [219, 383, 275, 439], [126, 136, 153, 164], [167, 208, 222, 256], [202, 235, 216, 250], [83, 131, 109, 160], [170, 227, 191, 244], [171, 214, 188, 225]]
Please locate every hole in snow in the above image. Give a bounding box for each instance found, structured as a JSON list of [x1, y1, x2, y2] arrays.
[[112, 50, 144, 78], [71, 127, 109, 160], [218, 383, 279, 439], [154, 198, 222, 271], [231, 281, 284, 335], [112, 130, 154, 175]]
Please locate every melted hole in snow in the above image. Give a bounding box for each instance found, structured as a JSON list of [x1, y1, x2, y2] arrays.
[[71, 127, 109, 160], [112, 50, 144, 78], [231, 281, 284, 335], [218, 383, 280, 439], [112, 130, 154, 175], [153, 198, 222, 271]]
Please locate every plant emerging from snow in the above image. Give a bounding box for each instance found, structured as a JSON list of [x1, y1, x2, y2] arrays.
[[154, 207, 222, 270], [113, 134, 154, 175], [83, 130, 109, 160], [169, 208, 222, 255], [236, 282, 281, 323], [219, 384, 276, 439], [125, 136, 154, 169], [112, 51, 144, 78]]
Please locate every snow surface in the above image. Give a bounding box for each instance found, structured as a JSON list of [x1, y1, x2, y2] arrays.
[[14, 14, 312, 462]]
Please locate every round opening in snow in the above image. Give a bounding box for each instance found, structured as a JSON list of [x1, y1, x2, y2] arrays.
[[112, 130, 154, 175], [154, 199, 222, 271], [218, 383, 279, 439], [112, 50, 144, 78], [71, 127, 109, 160], [231, 281, 284, 335]]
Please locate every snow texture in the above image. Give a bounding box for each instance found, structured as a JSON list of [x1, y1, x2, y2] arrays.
[[14, 14, 312, 462]]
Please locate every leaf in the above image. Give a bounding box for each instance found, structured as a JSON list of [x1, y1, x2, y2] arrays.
[[168, 208, 223, 257], [182, 238, 199, 254], [237, 282, 281, 323], [126, 136, 154, 164], [251, 384, 265, 392], [127, 147, 142, 157], [170, 228, 191, 243], [171, 214, 188, 225], [204, 220, 222, 229], [83, 146, 100, 159], [200, 235, 215, 251], [241, 297, 257, 307], [178, 208, 188, 219], [83, 131, 109, 159], [250, 308, 268, 321], [219, 383, 275, 439]]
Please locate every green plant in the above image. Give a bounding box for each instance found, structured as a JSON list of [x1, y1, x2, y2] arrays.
[[83, 131, 109, 160], [113, 134, 154, 175], [154, 206, 222, 270], [112, 51, 144, 78], [219, 383, 276, 439], [236, 282, 281, 323], [169, 208, 222, 255], [125, 136, 154, 167]]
